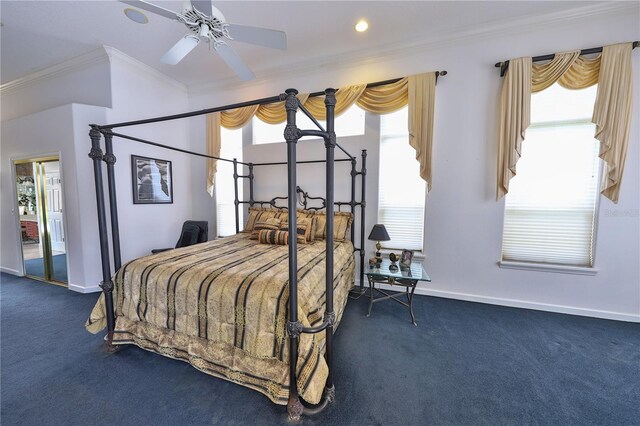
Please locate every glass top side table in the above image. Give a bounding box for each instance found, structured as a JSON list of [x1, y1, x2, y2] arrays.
[[364, 259, 431, 325]]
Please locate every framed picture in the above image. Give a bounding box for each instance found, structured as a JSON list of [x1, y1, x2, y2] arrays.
[[131, 155, 173, 204], [400, 249, 414, 268]]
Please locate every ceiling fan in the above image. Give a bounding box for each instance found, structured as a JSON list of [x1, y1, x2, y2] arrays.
[[120, 0, 287, 80]]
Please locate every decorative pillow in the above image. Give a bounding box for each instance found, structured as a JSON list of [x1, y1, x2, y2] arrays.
[[309, 211, 353, 241], [250, 217, 282, 240], [308, 216, 318, 242], [280, 217, 313, 244], [258, 229, 289, 245], [243, 207, 288, 232]]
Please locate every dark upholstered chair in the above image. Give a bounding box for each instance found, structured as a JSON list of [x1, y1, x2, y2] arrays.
[[151, 221, 208, 254]]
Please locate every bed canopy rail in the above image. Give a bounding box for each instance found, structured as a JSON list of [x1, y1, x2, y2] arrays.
[[87, 87, 357, 420], [93, 71, 447, 130], [88, 68, 449, 419]]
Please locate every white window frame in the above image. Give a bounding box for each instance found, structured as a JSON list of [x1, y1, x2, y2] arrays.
[[216, 127, 244, 237], [377, 107, 426, 253], [499, 86, 602, 275]]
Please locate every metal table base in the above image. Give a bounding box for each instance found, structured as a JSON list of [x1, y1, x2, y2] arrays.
[[366, 276, 418, 326]]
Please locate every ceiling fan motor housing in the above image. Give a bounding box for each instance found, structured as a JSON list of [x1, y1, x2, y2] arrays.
[[179, 8, 229, 41]]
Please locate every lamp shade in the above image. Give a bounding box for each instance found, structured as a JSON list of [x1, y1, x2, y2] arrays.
[[368, 224, 390, 241]]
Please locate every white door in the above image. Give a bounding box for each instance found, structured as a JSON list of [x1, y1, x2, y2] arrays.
[[44, 164, 65, 253]]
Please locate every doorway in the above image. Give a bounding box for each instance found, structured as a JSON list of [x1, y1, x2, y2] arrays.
[[14, 157, 68, 286]]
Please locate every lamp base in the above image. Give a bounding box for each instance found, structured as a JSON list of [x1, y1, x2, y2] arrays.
[[375, 241, 382, 261]]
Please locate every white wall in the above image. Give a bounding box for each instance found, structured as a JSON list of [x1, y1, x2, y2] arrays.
[[105, 53, 192, 263], [1, 47, 192, 292], [0, 104, 108, 292], [187, 114, 218, 240], [0, 48, 112, 122], [188, 10, 640, 321]]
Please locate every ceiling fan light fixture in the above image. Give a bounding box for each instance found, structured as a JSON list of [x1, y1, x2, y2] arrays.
[[124, 8, 149, 24], [355, 20, 368, 32], [198, 23, 210, 38]]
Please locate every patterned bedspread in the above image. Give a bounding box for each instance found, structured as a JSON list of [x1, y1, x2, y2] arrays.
[[86, 233, 354, 404]]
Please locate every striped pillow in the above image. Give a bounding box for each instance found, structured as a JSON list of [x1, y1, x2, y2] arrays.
[[309, 211, 353, 241], [243, 207, 288, 232], [280, 217, 313, 244], [250, 218, 281, 240], [258, 229, 289, 245]]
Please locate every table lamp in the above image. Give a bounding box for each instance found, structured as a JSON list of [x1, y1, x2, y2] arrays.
[[368, 224, 390, 262]]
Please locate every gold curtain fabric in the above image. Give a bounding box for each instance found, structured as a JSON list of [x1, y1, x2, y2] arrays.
[[593, 42, 634, 203], [497, 43, 630, 202], [357, 78, 409, 113], [254, 94, 310, 124], [497, 57, 532, 200], [220, 105, 259, 129], [558, 55, 601, 90], [303, 85, 366, 119], [408, 73, 436, 190], [206, 112, 222, 196], [206, 72, 438, 194], [532, 51, 601, 92]]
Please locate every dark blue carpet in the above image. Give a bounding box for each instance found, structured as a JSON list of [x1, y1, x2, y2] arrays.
[[1, 272, 638, 425], [24, 254, 67, 283]]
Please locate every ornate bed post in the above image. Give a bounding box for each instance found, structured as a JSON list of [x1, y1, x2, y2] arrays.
[[323, 88, 337, 401], [102, 129, 122, 271], [350, 158, 357, 243], [248, 163, 255, 207], [89, 125, 117, 352], [233, 158, 240, 234], [359, 150, 367, 291], [284, 89, 304, 421]]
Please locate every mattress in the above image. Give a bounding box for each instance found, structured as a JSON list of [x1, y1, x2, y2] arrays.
[[86, 232, 354, 404]]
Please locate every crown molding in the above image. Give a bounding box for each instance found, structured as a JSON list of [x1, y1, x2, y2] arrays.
[[103, 46, 187, 93], [0, 47, 110, 94], [188, 1, 638, 95], [1, 45, 187, 95]]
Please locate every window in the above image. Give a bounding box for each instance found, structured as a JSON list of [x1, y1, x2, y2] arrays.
[[216, 127, 243, 237], [501, 83, 600, 267], [378, 106, 426, 251], [252, 103, 365, 144]]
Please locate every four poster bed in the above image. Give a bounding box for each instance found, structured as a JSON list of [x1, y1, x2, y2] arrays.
[[85, 87, 368, 420]]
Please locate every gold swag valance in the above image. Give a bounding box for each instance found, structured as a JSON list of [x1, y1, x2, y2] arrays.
[[497, 42, 633, 203], [207, 72, 437, 195]]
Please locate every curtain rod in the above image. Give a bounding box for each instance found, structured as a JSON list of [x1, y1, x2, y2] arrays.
[[494, 41, 639, 77], [97, 71, 448, 130]]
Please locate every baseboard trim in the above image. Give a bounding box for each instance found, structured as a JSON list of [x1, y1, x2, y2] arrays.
[[0, 267, 22, 275], [357, 280, 640, 323], [68, 283, 101, 294]]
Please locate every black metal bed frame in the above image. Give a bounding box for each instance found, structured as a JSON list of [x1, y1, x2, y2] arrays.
[[87, 86, 372, 421]]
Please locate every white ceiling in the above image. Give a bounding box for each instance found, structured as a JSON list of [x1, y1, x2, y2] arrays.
[[0, 1, 619, 86]]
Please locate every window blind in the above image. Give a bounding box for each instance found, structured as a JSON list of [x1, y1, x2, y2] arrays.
[[216, 127, 243, 237], [502, 84, 600, 267], [378, 107, 425, 251]]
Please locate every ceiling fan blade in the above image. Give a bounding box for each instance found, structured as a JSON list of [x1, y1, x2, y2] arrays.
[[161, 36, 200, 65], [190, 0, 213, 17], [226, 23, 287, 50], [119, 0, 179, 20], [215, 43, 255, 81]]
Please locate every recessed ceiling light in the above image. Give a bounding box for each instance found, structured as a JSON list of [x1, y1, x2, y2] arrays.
[[355, 20, 368, 33], [124, 8, 148, 24]]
